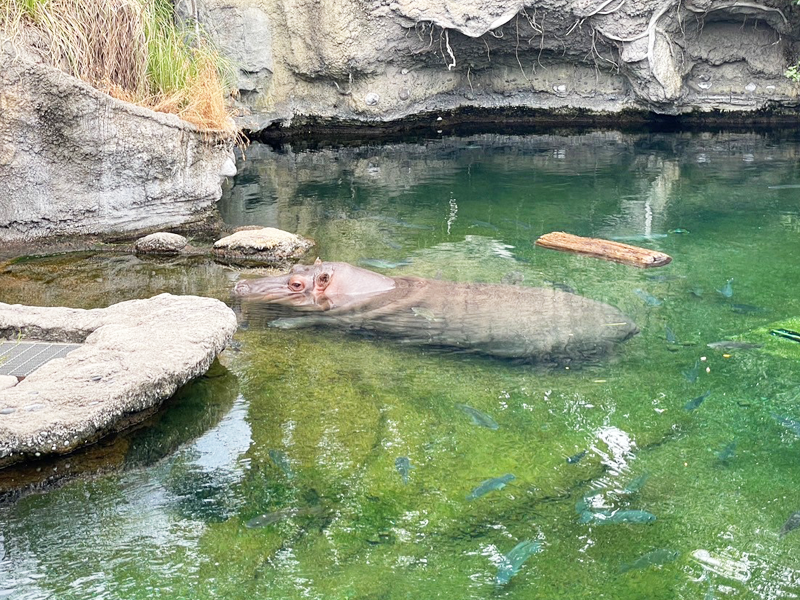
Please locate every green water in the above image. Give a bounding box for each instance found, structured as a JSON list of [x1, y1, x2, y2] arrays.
[[2, 131, 800, 598]]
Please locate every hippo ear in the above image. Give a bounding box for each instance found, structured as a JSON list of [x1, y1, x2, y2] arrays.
[[314, 257, 322, 265]]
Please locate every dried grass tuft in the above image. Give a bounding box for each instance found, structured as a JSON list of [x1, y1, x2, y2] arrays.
[[1, 0, 236, 133]]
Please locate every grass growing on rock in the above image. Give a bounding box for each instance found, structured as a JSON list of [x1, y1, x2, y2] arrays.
[[0, 0, 236, 132]]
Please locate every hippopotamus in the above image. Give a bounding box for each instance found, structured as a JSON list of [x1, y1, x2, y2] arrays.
[[233, 259, 638, 363]]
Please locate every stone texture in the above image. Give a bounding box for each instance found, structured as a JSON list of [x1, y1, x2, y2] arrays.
[[213, 227, 314, 265], [0, 42, 237, 245], [0, 294, 238, 467], [185, 0, 800, 131], [0, 376, 17, 391], [135, 232, 189, 254]]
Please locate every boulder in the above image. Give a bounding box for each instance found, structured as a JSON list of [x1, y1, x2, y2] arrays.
[[0, 294, 238, 468], [135, 232, 189, 254], [213, 227, 314, 266]]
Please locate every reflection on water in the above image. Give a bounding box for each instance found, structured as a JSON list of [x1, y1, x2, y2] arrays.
[[2, 131, 800, 599]]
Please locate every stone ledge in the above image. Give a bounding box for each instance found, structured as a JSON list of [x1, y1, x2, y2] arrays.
[[0, 294, 238, 468]]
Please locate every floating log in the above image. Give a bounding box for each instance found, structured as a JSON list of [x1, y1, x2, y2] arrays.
[[535, 232, 672, 269]]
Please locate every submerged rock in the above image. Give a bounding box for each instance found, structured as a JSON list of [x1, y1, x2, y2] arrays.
[[135, 232, 189, 255]]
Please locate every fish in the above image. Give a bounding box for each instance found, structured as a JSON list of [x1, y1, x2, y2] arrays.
[[622, 473, 650, 495], [358, 258, 412, 269], [768, 184, 800, 189], [634, 289, 663, 307], [245, 505, 323, 528], [543, 280, 577, 294], [469, 220, 500, 231], [669, 228, 690, 234], [619, 549, 680, 573], [779, 511, 800, 537], [684, 390, 711, 411], [706, 341, 763, 351], [579, 509, 657, 525], [610, 234, 668, 241], [269, 449, 294, 478], [772, 413, 800, 436], [770, 328, 800, 343], [495, 540, 543, 585], [665, 325, 677, 344], [690, 287, 704, 298], [395, 456, 413, 484], [466, 474, 515, 501], [682, 360, 700, 383], [715, 441, 737, 462], [730, 304, 767, 314], [716, 278, 734, 298], [646, 274, 684, 283], [456, 404, 500, 430], [566, 450, 588, 464], [501, 271, 525, 285]]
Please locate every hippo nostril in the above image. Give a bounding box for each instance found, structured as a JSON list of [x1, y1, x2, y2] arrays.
[[234, 281, 250, 295]]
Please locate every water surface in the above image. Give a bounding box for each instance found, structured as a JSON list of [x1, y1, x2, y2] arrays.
[[2, 131, 800, 599]]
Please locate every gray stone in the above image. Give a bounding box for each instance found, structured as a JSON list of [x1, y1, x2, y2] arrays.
[[0, 294, 238, 467], [0, 42, 236, 245], [135, 232, 189, 254], [0, 377, 17, 392], [213, 227, 314, 266], [183, 0, 799, 130]]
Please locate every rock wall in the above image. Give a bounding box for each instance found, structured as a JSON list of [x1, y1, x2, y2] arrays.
[[180, 0, 800, 131], [0, 42, 237, 245]]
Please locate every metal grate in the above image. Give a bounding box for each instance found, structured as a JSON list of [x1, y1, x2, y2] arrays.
[[0, 341, 82, 378]]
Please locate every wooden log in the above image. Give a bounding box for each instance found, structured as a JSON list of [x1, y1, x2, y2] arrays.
[[535, 231, 672, 268]]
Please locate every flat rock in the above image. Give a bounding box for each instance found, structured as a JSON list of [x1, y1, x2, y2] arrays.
[[213, 227, 314, 266], [135, 232, 189, 254], [0, 294, 238, 468]]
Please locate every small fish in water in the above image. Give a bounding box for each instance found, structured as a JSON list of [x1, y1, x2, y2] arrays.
[[467, 474, 515, 501], [495, 539, 543, 585], [619, 548, 680, 573], [730, 303, 767, 314], [567, 450, 588, 464], [544, 280, 577, 294], [501, 271, 525, 285], [707, 341, 763, 351], [646, 273, 685, 282], [772, 413, 800, 436], [634, 289, 663, 307], [610, 234, 668, 241], [269, 449, 294, 478], [622, 473, 650, 495], [579, 509, 657, 525], [770, 328, 800, 343], [779, 511, 800, 537], [359, 258, 412, 269], [715, 441, 737, 463], [669, 228, 690, 234], [456, 404, 499, 430], [665, 325, 678, 344], [768, 184, 800, 189], [395, 456, 413, 484], [469, 220, 500, 231], [690, 286, 704, 298], [716, 278, 734, 298], [411, 306, 442, 322], [684, 390, 711, 411], [682, 360, 700, 383]]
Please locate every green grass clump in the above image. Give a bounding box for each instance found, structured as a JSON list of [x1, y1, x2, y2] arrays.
[[0, 0, 236, 132]]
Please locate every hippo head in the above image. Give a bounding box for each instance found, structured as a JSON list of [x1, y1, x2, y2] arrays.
[[233, 258, 396, 311]]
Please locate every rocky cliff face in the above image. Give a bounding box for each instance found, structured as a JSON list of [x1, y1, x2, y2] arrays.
[[179, 0, 800, 132], [0, 42, 236, 245]]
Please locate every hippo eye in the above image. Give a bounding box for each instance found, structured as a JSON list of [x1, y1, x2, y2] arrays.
[[288, 277, 305, 291]]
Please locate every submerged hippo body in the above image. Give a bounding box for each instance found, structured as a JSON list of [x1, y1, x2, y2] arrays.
[[234, 260, 638, 362]]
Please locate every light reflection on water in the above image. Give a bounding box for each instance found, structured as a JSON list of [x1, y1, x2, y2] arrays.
[[1, 131, 800, 598]]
